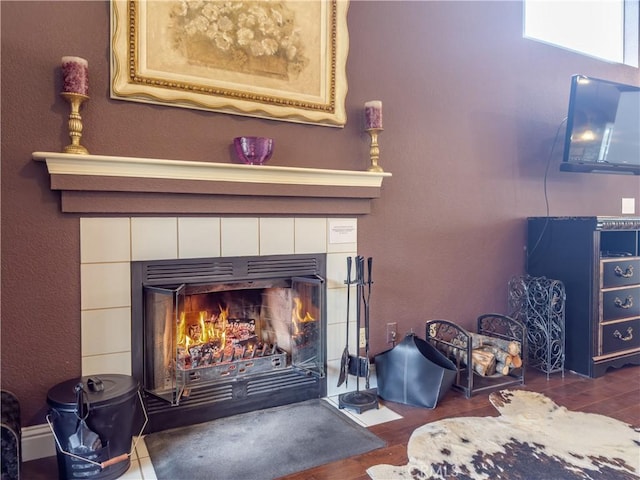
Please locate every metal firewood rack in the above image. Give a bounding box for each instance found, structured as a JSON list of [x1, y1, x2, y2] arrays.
[[509, 275, 566, 378], [425, 314, 526, 398]]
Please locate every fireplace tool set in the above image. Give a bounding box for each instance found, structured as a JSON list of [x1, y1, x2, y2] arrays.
[[338, 255, 378, 413]]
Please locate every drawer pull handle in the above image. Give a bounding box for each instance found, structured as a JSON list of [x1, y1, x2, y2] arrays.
[[614, 265, 634, 278], [613, 296, 633, 309], [613, 327, 633, 342]]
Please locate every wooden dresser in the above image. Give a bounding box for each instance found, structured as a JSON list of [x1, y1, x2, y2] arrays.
[[527, 216, 640, 377]]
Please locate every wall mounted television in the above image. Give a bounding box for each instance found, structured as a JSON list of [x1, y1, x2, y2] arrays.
[[561, 74, 639, 175]]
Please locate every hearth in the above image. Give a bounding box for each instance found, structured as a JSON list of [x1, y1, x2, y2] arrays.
[[131, 254, 327, 433]]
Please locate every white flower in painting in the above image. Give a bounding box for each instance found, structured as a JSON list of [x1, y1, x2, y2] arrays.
[[186, 15, 210, 35], [214, 32, 234, 51], [201, 2, 219, 21], [217, 15, 234, 33], [237, 27, 254, 46], [174, 1, 188, 17], [261, 38, 279, 56], [237, 12, 253, 29], [270, 8, 283, 27], [171, 0, 307, 76], [204, 22, 219, 40], [247, 5, 269, 24]]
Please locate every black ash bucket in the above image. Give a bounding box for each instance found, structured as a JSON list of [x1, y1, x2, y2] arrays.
[[46, 374, 145, 480], [375, 333, 457, 408]]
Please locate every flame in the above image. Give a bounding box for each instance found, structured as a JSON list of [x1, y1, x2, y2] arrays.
[[292, 297, 315, 335], [177, 311, 187, 347], [176, 305, 229, 352]]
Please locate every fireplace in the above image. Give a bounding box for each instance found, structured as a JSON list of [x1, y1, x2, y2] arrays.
[[131, 253, 327, 433]]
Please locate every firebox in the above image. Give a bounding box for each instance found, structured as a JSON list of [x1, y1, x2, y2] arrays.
[[131, 254, 326, 433]]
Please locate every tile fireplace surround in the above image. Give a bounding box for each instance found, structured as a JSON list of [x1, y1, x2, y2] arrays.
[[80, 216, 357, 398], [29, 151, 391, 465]]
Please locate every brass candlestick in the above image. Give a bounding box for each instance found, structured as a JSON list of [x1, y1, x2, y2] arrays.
[[365, 128, 383, 172], [60, 92, 89, 154]]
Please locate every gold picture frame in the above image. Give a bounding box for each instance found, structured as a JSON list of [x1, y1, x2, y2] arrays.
[[110, 0, 349, 127]]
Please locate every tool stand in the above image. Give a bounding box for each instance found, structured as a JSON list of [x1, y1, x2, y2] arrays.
[[339, 256, 378, 414]]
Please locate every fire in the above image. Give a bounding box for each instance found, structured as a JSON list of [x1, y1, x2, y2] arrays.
[[177, 305, 228, 352], [292, 297, 315, 335]]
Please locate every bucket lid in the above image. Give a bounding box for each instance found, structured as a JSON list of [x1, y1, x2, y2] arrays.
[[47, 374, 138, 410]]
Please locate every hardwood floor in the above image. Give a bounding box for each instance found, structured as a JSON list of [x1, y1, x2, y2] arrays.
[[22, 365, 640, 480], [280, 365, 640, 480]]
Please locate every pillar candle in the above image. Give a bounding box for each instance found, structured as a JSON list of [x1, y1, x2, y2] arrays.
[[364, 100, 382, 129], [61, 56, 89, 95]]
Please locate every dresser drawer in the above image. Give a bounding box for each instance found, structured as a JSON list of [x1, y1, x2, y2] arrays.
[[601, 318, 640, 355], [601, 258, 640, 288], [602, 286, 640, 321]]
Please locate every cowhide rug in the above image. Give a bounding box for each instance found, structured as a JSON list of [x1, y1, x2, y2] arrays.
[[367, 389, 640, 480]]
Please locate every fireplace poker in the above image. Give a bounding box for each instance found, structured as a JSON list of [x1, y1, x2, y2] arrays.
[[337, 256, 352, 388], [364, 257, 373, 389], [355, 255, 364, 392]]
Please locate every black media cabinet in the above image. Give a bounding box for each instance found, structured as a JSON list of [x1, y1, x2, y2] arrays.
[[527, 217, 640, 377]]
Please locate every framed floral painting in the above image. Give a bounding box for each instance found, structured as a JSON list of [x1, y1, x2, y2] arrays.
[[110, 0, 349, 127]]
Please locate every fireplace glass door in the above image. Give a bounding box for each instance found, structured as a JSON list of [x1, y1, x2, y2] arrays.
[[143, 275, 324, 405]]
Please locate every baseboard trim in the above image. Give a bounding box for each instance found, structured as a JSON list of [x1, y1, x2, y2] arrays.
[[22, 424, 55, 462]]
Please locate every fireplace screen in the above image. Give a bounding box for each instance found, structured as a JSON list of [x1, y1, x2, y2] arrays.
[[143, 276, 324, 405]]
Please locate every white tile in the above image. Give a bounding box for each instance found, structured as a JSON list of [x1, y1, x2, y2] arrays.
[[220, 218, 259, 257], [131, 218, 178, 261], [178, 217, 221, 259], [81, 218, 131, 263], [118, 457, 142, 480], [326, 322, 344, 361], [325, 396, 403, 427], [325, 359, 344, 397], [327, 218, 358, 253], [259, 217, 294, 255], [81, 307, 131, 356], [138, 452, 157, 480], [327, 317, 358, 355], [326, 286, 357, 325], [134, 436, 150, 459], [294, 217, 327, 254], [82, 352, 131, 376], [354, 405, 403, 426], [81, 263, 131, 310], [326, 359, 365, 397], [325, 252, 356, 289], [326, 287, 341, 325]]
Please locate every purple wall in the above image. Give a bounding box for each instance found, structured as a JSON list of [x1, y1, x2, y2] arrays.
[[2, 1, 639, 425]]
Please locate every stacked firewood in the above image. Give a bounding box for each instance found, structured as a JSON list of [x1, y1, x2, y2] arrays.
[[453, 333, 523, 377]]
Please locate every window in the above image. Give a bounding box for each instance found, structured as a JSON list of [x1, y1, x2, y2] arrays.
[[524, 0, 639, 67]]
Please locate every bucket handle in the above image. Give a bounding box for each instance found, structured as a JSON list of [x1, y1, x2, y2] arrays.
[[46, 389, 149, 470]]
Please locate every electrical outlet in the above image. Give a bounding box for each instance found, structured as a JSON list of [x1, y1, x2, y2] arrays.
[[359, 328, 366, 348], [622, 198, 635, 215], [386, 322, 397, 343]]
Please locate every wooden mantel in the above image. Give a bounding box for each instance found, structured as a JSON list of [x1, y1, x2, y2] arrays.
[[33, 152, 391, 215]]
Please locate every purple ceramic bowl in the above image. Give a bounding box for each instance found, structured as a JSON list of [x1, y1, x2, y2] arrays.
[[233, 137, 274, 165]]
